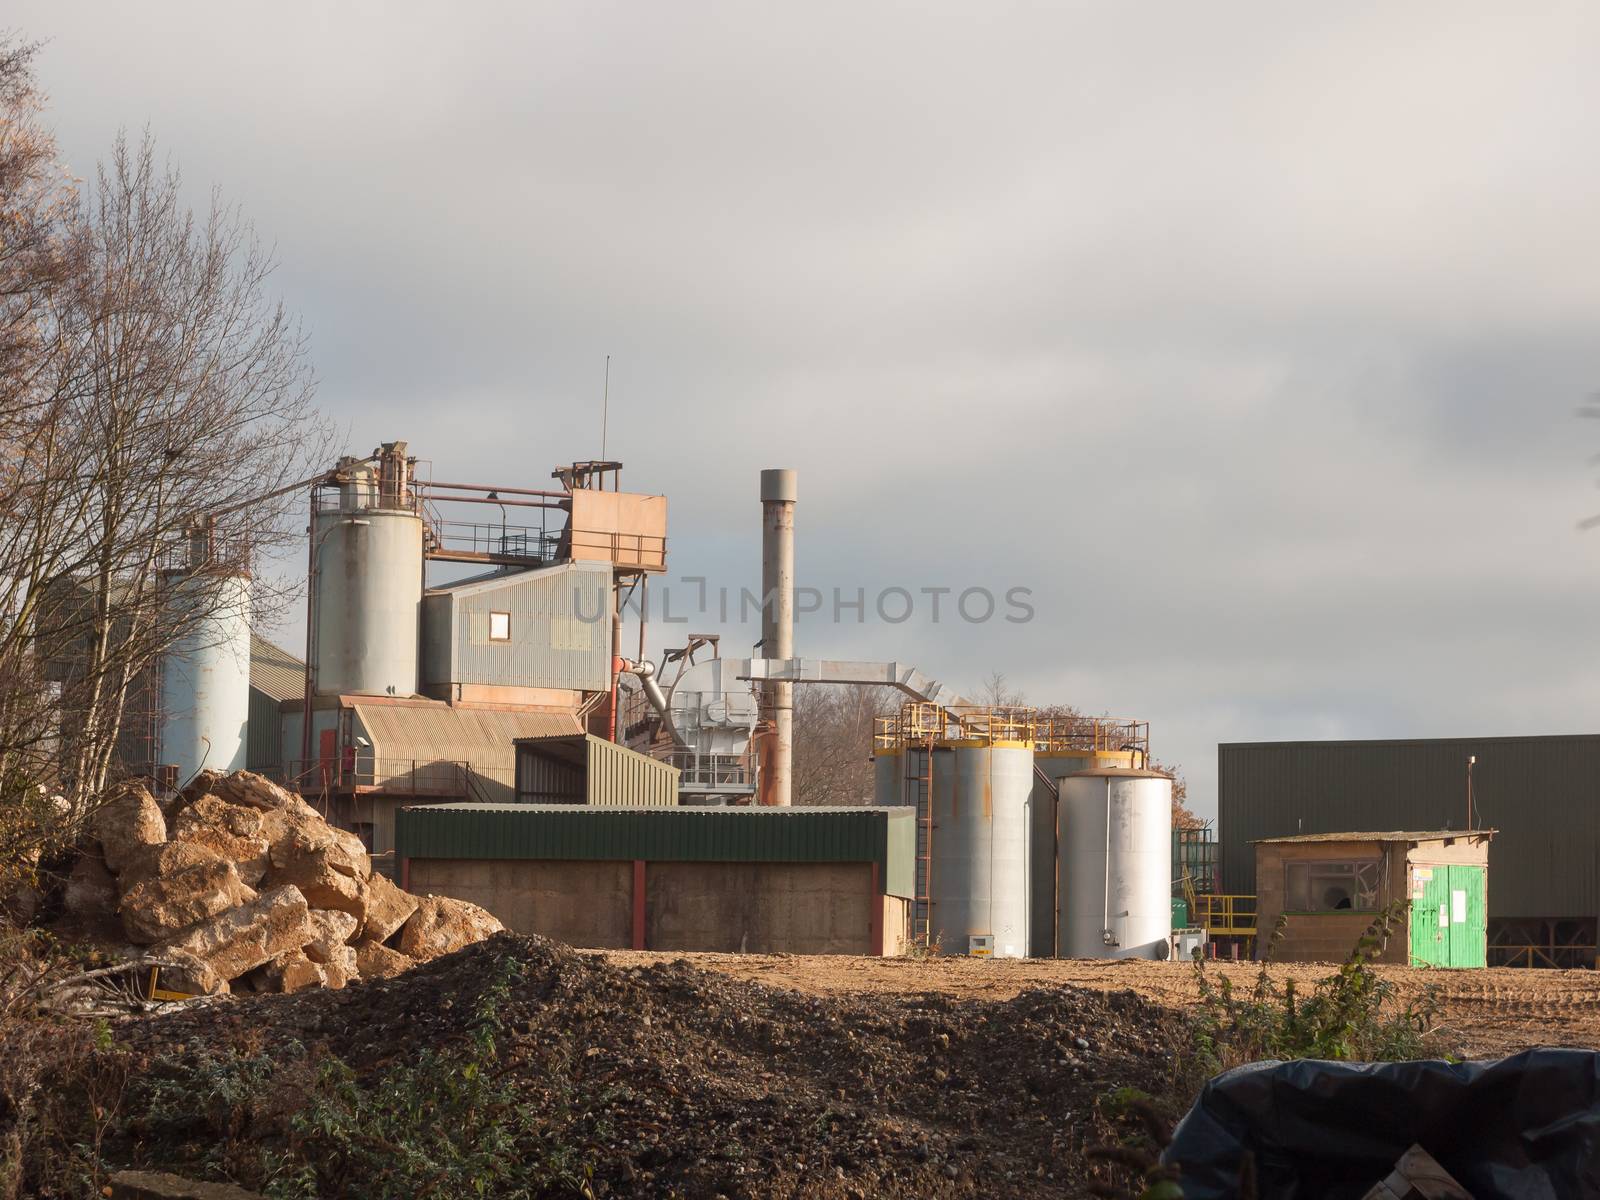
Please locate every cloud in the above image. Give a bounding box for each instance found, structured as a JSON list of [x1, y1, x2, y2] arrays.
[[15, 1, 1600, 812]]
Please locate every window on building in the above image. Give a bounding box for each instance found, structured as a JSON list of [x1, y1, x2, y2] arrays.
[[489, 611, 511, 641], [1285, 859, 1381, 912]]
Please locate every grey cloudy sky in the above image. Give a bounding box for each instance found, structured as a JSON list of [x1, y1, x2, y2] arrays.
[[16, 2, 1600, 816]]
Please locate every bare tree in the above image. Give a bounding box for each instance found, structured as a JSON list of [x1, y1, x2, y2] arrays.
[[1, 123, 328, 827], [792, 684, 900, 806]]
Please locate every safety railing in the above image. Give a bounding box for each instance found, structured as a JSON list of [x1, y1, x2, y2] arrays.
[[281, 757, 487, 797], [874, 703, 1038, 749], [666, 748, 756, 792], [1191, 894, 1258, 938], [425, 520, 561, 563], [1036, 715, 1150, 759], [873, 703, 1150, 758]]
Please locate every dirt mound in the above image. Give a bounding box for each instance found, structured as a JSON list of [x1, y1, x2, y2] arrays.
[[113, 934, 1180, 1197]]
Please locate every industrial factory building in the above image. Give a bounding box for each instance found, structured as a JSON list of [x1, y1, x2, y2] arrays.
[[1219, 735, 1600, 967], [130, 440, 1185, 961]]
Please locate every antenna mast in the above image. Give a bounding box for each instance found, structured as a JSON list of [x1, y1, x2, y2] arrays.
[[601, 354, 610, 461]]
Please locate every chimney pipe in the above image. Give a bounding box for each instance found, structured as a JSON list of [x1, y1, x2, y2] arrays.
[[759, 469, 797, 806]]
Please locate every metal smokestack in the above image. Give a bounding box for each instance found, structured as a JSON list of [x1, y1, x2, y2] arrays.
[[759, 469, 797, 806]]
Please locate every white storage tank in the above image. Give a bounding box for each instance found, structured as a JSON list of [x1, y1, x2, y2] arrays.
[[159, 570, 252, 781], [1028, 750, 1093, 957], [928, 741, 1033, 958], [1057, 767, 1173, 959], [312, 465, 423, 698]]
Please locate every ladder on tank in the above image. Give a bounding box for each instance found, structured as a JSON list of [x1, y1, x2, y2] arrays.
[[904, 744, 934, 945]]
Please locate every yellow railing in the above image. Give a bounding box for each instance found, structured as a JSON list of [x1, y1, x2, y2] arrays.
[[873, 703, 1150, 758], [1191, 894, 1258, 938], [874, 703, 1038, 749]]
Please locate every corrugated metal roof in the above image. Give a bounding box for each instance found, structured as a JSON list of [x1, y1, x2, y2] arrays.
[[249, 633, 304, 703], [394, 804, 916, 898], [513, 733, 679, 807], [1219, 735, 1600, 919], [1253, 830, 1495, 845], [355, 703, 580, 792]]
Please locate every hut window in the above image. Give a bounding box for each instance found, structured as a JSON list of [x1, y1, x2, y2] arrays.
[[1285, 859, 1380, 912], [489, 611, 511, 641]]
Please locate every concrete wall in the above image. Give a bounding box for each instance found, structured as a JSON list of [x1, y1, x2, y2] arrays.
[[646, 861, 877, 955], [409, 858, 634, 948], [405, 856, 901, 955]]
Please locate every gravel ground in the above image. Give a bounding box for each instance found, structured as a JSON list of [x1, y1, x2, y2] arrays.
[[594, 950, 1600, 1059]]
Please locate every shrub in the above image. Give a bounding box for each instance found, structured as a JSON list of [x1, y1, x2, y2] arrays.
[[1190, 903, 1443, 1076]]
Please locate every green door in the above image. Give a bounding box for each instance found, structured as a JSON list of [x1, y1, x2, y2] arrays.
[[1409, 867, 1449, 966], [1409, 865, 1486, 968], [1445, 865, 1486, 969]]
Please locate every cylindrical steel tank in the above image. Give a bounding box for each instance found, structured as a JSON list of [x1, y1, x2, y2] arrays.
[[928, 741, 1033, 958], [1028, 751, 1092, 957], [1057, 768, 1173, 959], [312, 505, 423, 697], [873, 748, 903, 808], [159, 571, 252, 780]]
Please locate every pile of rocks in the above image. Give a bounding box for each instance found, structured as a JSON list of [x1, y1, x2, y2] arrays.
[[65, 770, 503, 996]]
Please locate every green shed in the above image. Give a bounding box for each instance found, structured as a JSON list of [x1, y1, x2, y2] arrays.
[[396, 804, 917, 956]]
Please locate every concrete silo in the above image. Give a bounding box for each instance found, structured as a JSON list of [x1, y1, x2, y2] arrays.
[[311, 447, 424, 698], [158, 556, 252, 782]]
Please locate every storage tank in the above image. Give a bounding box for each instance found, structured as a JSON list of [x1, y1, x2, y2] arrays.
[[159, 570, 251, 780], [312, 464, 423, 697], [928, 741, 1033, 958], [1057, 767, 1173, 959], [1028, 751, 1092, 957], [873, 748, 903, 807]]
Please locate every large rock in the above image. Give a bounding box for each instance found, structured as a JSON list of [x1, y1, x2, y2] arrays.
[[319, 944, 359, 989], [92, 783, 167, 875], [63, 847, 118, 919], [118, 843, 257, 945], [169, 799, 270, 886], [361, 872, 418, 943], [353, 939, 413, 980], [265, 825, 369, 921], [302, 909, 358, 963], [153, 950, 229, 997], [397, 895, 504, 963], [253, 948, 326, 994], [153, 885, 312, 984], [209, 771, 312, 814]]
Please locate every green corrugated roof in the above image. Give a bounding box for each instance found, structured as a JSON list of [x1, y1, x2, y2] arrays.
[[395, 804, 915, 897]]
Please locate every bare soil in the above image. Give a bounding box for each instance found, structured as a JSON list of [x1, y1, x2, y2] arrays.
[[598, 950, 1600, 1060], [106, 934, 1186, 1198]]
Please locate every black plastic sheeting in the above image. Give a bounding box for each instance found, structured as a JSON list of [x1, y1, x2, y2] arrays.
[[1164, 1048, 1600, 1199]]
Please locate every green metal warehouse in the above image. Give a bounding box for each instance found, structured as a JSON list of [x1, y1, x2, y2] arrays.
[[395, 804, 916, 956], [1219, 734, 1600, 967]]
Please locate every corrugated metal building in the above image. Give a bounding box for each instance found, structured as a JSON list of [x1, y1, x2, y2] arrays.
[[246, 634, 304, 774], [513, 733, 680, 807], [395, 804, 916, 954], [421, 562, 612, 700], [353, 702, 580, 799], [1219, 735, 1600, 966]]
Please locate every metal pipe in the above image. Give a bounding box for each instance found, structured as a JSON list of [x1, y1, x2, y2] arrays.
[[414, 479, 571, 500], [417, 493, 566, 510], [758, 469, 796, 806], [1103, 776, 1114, 946], [609, 607, 622, 742], [620, 658, 681, 747]]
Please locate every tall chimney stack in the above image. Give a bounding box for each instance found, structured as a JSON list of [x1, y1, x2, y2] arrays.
[[759, 469, 797, 806]]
